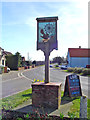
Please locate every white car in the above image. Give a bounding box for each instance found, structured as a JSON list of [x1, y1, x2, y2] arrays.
[[7, 67, 10, 72], [61, 65, 68, 70]]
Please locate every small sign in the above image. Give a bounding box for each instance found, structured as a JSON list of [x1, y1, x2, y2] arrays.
[[36, 16, 58, 53], [64, 74, 82, 97]]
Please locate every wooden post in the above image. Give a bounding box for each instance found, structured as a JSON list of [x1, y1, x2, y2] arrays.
[[44, 42, 50, 83], [79, 96, 87, 119]]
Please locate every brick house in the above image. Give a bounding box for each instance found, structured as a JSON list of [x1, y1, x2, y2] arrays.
[[0, 47, 12, 66], [67, 47, 90, 68]]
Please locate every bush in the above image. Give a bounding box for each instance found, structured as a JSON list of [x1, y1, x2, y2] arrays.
[[55, 64, 59, 67], [73, 67, 83, 74], [67, 67, 74, 72], [6, 55, 19, 70], [67, 67, 90, 76], [82, 68, 90, 76]]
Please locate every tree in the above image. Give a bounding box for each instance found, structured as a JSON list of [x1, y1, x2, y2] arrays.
[[15, 52, 22, 67], [53, 56, 63, 65], [15, 52, 20, 56], [32, 60, 36, 65]]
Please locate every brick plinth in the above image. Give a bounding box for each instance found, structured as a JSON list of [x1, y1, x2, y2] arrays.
[[32, 82, 62, 109]]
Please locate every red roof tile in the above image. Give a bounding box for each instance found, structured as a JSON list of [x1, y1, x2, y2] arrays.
[[68, 48, 90, 57], [3, 51, 12, 55]]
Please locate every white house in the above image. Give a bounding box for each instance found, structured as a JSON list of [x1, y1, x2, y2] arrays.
[[67, 47, 90, 68], [0, 47, 12, 66]]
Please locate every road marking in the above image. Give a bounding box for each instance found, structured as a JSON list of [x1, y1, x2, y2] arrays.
[[21, 72, 33, 82], [2, 76, 22, 83], [2, 66, 40, 83], [2, 72, 33, 83], [18, 72, 21, 77]]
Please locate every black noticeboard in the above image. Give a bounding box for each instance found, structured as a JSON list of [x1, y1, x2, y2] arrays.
[[64, 74, 82, 97]]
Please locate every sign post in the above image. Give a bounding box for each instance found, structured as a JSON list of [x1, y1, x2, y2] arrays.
[[36, 16, 58, 83], [32, 16, 62, 109], [44, 42, 50, 83]]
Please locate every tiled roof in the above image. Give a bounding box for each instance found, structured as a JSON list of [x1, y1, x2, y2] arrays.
[[3, 51, 12, 55], [0, 47, 4, 50], [68, 48, 90, 57]]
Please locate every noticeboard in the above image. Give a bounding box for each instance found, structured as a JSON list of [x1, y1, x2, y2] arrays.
[[64, 74, 82, 97], [36, 16, 58, 53]]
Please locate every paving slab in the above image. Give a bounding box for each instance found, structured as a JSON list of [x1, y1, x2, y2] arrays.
[[13, 99, 73, 117]]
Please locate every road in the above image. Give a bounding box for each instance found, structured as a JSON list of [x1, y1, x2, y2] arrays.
[[1, 66, 89, 98]]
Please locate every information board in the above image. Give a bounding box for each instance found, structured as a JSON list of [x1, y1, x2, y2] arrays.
[[64, 74, 82, 97]]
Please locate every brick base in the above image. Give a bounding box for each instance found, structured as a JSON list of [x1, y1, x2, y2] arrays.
[[32, 82, 62, 109]]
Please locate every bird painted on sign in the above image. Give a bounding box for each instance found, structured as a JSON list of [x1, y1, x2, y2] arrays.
[[40, 29, 50, 42]]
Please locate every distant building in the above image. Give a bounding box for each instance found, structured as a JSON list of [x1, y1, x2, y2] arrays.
[[67, 46, 90, 68], [0, 47, 12, 66], [22, 57, 25, 62], [36, 61, 45, 66]]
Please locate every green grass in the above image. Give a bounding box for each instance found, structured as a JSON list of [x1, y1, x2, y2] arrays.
[[63, 70, 68, 72], [1, 88, 90, 119], [54, 67, 60, 69], [61, 91, 90, 119], [87, 99, 90, 119], [1, 88, 32, 110], [66, 96, 90, 118], [69, 97, 80, 118]]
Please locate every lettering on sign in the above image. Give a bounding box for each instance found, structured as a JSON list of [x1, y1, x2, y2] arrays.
[[64, 74, 82, 97]]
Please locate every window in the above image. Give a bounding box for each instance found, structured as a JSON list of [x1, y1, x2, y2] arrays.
[[2, 60, 4, 65]]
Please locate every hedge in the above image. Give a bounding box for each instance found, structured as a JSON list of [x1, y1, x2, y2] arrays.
[[6, 55, 19, 70], [67, 67, 90, 76]]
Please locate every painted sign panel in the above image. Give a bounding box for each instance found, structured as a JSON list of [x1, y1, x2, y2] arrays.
[[38, 22, 56, 43], [36, 17, 58, 53], [64, 74, 82, 97]]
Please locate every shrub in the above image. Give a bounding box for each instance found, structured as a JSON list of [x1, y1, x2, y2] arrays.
[[55, 64, 59, 67], [73, 67, 83, 74], [67, 67, 90, 76], [82, 68, 90, 76], [67, 67, 74, 72]]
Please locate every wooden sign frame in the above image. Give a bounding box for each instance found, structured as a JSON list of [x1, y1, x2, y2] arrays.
[[36, 16, 58, 54], [64, 74, 82, 97], [36, 16, 58, 83]]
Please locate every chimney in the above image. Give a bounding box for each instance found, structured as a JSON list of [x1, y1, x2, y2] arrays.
[[79, 46, 81, 49]]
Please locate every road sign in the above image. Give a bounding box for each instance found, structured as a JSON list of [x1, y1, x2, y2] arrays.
[[64, 74, 82, 97]]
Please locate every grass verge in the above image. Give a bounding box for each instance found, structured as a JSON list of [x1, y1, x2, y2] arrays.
[[1, 88, 32, 110], [62, 96, 90, 119], [1, 88, 90, 119]]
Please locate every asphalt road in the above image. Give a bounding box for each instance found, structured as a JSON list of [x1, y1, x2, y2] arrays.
[[1, 66, 89, 98]]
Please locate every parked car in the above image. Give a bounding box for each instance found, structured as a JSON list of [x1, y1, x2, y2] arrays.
[[61, 65, 68, 70], [49, 65, 53, 68], [86, 65, 90, 68], [7, 67, 10, 72], [0, 65, 10, 73]]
